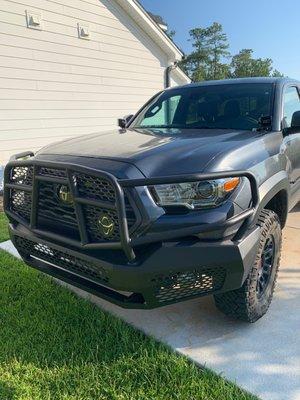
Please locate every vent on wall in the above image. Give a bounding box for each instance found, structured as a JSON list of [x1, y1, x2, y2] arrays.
[[26, 10, 42, 30], [77, 23, 91, 40]]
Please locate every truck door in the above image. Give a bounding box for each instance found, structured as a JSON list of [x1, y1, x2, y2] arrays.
[[282, 86, 300, 191]]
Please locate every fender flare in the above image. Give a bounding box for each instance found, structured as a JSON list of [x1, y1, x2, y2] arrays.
[[253, 170, 289, 225]]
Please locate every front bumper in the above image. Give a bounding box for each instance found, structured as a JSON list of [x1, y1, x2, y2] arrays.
[[4, 154, 261, 309], [10, 223, 260, 309]]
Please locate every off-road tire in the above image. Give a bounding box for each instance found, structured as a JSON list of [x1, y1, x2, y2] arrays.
[[214, 209, 282, 323]]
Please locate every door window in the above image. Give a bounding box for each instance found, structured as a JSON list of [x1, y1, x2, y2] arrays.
[[283, 86, 300, 128]]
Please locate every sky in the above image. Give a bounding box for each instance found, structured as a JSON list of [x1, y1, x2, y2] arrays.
[[140, 0, 300, 79]]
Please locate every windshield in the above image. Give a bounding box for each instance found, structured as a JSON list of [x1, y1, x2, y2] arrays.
[[131, 83, 274, 131]]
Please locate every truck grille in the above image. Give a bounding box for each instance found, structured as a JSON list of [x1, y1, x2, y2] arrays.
[[83, 205, 120, 242], [74, 172, 116, 203], [38, 181, 78, 229], [39, 167, 67, 179], [11, 166, 34, 185], [6, 164, 139, 245], [10, 189, 32, 222]]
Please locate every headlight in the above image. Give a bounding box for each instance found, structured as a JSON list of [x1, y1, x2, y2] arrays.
[[150, 177, 240, 209]]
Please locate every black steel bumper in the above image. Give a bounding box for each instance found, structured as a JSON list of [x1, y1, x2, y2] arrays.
[[4, 152, 261, 309], [9, 223, 260, 309]]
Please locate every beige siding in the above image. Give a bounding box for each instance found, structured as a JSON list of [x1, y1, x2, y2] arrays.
[[0, 0, 176, 165], [170, 71, 189, 88]]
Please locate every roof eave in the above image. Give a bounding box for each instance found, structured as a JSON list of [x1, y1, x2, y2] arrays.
[[113, 0, 184, 61]]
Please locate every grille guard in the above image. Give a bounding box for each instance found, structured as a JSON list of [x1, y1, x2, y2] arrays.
[[4, 151, 259, 261]]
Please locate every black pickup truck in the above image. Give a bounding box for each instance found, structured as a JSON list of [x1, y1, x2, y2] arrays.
[[3, 78, 300, 323]]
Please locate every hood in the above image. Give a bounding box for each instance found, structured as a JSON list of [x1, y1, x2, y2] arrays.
[[38, 128, 267, 177]]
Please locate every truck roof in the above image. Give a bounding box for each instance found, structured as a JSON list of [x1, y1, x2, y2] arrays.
[[179, 77, 299, 89]]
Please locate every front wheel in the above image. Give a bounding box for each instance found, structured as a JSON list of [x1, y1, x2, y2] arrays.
[[214, 209, 282, 323]]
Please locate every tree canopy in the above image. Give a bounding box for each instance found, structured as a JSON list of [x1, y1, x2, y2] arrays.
[[180, 23, 283, 81], [231, 49, 283, 78], [182, 23, 230, 81]]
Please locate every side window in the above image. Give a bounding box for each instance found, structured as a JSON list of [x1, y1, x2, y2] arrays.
[[283, 87, 300, 128], [139, 95, 181, 127]]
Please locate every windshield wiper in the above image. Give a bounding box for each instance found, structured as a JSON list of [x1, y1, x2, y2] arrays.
[[184, 126, 233, 130], [184, 126, 215, 129], [134, 125, 238, 130], [134, 125, 183, 129]]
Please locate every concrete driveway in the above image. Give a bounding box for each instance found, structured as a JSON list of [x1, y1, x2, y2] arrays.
[[1, 205, 299, 400]]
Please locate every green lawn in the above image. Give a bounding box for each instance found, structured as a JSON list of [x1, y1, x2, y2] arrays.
[[0, 212, 9, 242], [0, 220, 256, 399]]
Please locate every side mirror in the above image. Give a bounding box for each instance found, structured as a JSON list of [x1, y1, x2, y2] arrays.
[[284, 110, 300, 135], [118, 114, 134, 129], [258, 115, 272, 131]]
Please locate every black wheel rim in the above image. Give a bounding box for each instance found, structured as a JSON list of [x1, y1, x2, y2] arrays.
[[256, 235, 275, 297]]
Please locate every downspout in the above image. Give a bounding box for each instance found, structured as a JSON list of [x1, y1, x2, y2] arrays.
[[164, 61, 178, 124], [165, 61, 178, 88]]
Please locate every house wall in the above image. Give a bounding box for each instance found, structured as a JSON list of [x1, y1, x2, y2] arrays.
[[0, 0, 187, 165], [170, 72, 188, 88]]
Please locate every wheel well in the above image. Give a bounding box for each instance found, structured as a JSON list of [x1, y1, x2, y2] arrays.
[[265, 190, 288, 228]]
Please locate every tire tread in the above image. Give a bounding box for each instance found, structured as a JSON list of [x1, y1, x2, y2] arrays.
[[214, 209, 282, 323]]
